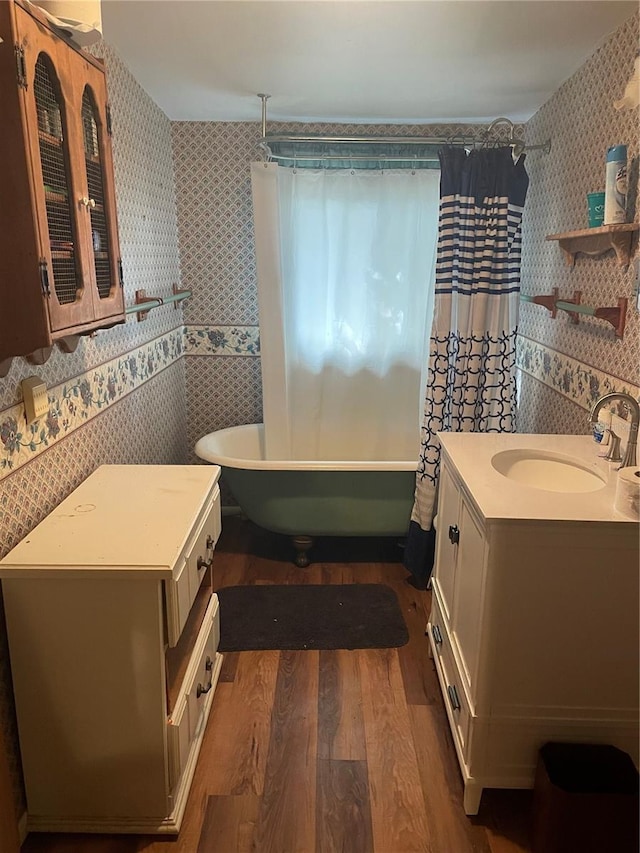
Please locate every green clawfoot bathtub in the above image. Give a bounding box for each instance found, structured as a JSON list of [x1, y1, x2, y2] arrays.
[[194, 424, 416, 566]]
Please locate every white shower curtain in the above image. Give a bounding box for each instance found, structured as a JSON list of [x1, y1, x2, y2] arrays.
[[251, 161, 440, 461]]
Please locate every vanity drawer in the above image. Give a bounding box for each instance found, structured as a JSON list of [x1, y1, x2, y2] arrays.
[[165, 485, 221, 646], [428, 594, 471, 756], [167, 594, 220, 794]]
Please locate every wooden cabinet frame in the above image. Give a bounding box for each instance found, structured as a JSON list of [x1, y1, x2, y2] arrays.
[[0, 0, 124, 364]]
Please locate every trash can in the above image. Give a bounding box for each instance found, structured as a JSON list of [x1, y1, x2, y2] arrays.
[[532, 742, 639, 853]]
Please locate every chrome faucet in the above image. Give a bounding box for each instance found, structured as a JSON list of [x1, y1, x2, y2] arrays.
[[589, 392, 639, 469]]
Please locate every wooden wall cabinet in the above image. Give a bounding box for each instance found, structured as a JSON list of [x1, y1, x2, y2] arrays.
[[0, 465, 223, 835], [0, 0, 124, 366]]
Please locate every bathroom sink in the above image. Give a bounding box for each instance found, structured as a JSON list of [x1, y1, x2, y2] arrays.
[[491, 449, 607, 493]]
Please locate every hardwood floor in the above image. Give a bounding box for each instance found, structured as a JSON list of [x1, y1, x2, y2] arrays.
[[22, 518, 534, 853]]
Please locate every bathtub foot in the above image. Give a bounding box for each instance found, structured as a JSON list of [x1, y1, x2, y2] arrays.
[[292, 535, 313, 568]]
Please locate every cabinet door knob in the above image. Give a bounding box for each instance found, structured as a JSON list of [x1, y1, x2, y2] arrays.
[[431, 624, 443, 646], [79, 196, 96, 209], [448, 524, 460, 545], [447, 684, 461, 711]]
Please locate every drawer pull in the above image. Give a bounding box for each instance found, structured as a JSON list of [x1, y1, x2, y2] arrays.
[[447, 684, 461, 711], [448, 525, 460, 545], [431, 624, 443, 646], [196, 656, 214, 698], [197, 536, 215, 572]]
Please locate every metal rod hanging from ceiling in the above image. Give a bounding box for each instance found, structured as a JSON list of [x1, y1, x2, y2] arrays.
[[262, 153, 441, 165], [255, 95, 551, 161]]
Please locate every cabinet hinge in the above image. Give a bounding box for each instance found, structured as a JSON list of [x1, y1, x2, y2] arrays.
[[15, 44, 27, 90], [106, 103, 113, 136], [117, 258, 124, 288], [39, 259, 51, 297]]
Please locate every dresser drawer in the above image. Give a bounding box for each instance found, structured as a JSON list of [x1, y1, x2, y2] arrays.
[[428, 593, 471, 757], [187, 603, 220, 741], [165, 485, 221, 646], [167, 594, 221, 795], [186, 485, 221, 606]]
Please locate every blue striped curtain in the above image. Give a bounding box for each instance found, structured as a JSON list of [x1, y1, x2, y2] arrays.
[[404, 146, 529, 588]]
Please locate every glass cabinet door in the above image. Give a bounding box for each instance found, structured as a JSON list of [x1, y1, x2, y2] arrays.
[[18, 1, 123, 332], [15, 1, 94, 334], [30, 46, 94, 333], [34, 54, 80, 307], [80, 78, 123, 321]]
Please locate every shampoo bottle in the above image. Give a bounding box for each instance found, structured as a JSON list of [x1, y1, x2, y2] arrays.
[[604, 144, 627, 224]]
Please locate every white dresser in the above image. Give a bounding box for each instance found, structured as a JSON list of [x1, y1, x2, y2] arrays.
[[0, 464, 223, 834], [428, 434, 639, 815]]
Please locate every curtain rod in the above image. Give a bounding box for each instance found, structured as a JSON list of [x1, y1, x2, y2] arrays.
[[256, 94, 551, 157], [260, 151, 440, 165]]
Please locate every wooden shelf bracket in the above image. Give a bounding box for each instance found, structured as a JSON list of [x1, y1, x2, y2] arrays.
[[594, 297, 628, 339], [529, 287, 559, 317]]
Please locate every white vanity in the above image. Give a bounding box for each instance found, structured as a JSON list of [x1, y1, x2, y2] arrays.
[[428, 433, 639, 815], [0, 465, 222, 834]]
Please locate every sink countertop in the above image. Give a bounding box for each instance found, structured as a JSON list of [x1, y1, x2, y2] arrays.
[[437, 432, 637, 524]]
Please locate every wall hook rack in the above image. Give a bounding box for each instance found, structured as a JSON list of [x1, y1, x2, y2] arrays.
[[521, 290, 628, 338]]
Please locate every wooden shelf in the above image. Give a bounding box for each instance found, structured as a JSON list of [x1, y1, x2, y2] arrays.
[[546, 223, 639, 268], [51, 250, 74, 259]]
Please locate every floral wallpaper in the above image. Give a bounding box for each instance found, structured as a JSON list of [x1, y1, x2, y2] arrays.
[[0, 326, 264, 477], [185, 325, 260, 357], [516, 338, 640, 416], [0, 329, 184, 477], [518, 10, 640, 433]]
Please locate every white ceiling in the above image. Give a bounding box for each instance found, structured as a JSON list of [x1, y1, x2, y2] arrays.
[[101, 0, 638, 124]]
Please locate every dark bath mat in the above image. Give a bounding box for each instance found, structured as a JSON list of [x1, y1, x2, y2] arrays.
[[216, 584, 409, 652]]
